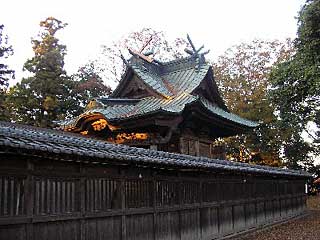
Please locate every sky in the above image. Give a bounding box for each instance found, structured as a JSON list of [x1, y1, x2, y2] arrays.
[[1, 0, 305, 87]]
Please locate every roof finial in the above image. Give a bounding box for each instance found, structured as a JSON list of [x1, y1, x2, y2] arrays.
[[127, 36, 155, 63], [184, 34, 210, 70]]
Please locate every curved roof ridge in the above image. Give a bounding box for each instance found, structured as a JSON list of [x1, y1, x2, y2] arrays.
[[160, 56, 195, 66]]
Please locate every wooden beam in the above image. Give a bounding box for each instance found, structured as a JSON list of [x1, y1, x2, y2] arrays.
[[128, 48, 153, 63]]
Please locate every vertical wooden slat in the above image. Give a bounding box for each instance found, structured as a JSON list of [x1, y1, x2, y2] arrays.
[[26, 159, 34, 240], [121, 170, 127, 240], [71, 181, 75, 212], [94, 179, 98, 211], [62, 180, 66, 213], [138, 181, 141, 208], [4, 177, 9, 215], [128, 181, 131, 208], [34, 180, 39, 215], [40, 179, 45, 214], [102, 179, 106, 210], [18, 179, 24, 215], [57, 180, 61, 213], [109, 179, 112, 210], [0, 177, 3, 216], [133, 181, 136, 208], [15, 179, 20, 215], [10, 178, 15, 216], [65, 181, 69, 213], [80, 163, 86, 240], [47, 178, 51, 214], [107, 179, 110, 209], [98, 179, 102, 211], [199, 179, 203, 239], [152, 178, 157, 240], [90, 179, 94, 212], [85, 179, 89, 211], [52, 180, 56, 214], [131, 181, 134, 208]]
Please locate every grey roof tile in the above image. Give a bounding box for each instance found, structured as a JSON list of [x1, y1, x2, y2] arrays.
[[0, 121, 311, 178], [61, 93, 258, 129], [60, 56, 258, 130], [131, 65, 173, 97]]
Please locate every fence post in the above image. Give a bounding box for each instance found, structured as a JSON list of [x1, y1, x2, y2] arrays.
[[121, 169, 126, 240], [152, 174, 157, 240], [80, 162, 86, 240], [26, 159, 34, 240], [198, 177, 203, 239]]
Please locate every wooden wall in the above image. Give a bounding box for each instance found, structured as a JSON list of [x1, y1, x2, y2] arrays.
[[0, 154, 307, 240], [179, 136, 226, 159]]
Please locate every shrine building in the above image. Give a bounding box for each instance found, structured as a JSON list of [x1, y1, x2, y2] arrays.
[[60, 38, 258, 158]]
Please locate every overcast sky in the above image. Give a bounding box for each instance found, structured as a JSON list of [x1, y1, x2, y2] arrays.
[[2, 0, 305, 86]]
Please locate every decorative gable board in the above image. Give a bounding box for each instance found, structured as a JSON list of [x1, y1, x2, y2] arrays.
[[113, 71, 162, 99], [191, 67, 228, 111]]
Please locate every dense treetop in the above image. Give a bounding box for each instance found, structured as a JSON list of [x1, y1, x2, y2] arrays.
[[270, 0, 320, 169]]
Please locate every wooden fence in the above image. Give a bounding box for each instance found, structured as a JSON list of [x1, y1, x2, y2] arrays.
[[0, 155, 307, 240]]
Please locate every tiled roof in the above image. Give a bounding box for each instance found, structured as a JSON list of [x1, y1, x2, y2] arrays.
[[161, 64, 210, 95], [0, 121, 311, 178], [127, 57, 211, 96], [131, 64, 174, 98], [199, 98, 259, 128], [61, 56, 258, 130], [61, 93, 259, 129]]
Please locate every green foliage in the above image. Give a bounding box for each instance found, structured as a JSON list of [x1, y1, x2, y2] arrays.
[[214, 39, 294, 166], [0, 24, 14, 89], [269, 0, 320, 169], [71, 61, 112, 116], [0, 24, 14, 121], [6, 17, 76, 127]]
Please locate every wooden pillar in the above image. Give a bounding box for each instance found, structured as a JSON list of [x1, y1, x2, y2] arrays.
[[79, 162, 86, 240], [26, 159, 34, 240], [199, 177, 203, 239], [177, 172, 182, 240], [152, 175, 157, 240], [120, 169, 126, 240]]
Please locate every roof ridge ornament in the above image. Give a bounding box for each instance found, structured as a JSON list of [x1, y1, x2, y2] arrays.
[[126, 36, 163, 65], [184, 34, 210, 70]]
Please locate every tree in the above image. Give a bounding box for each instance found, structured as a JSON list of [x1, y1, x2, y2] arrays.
[[96, 28, 190, 84], [0, 24, 14, 120], [71, 60, 112, 116], [6, 17, 76, 127], [269, 0, 320, 169], [213, 39, 294, 166]]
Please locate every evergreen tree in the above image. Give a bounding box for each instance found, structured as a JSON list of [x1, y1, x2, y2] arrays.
[[269, 0, 320, 169], [71, 60, 112, 116], [0, 24, 14, 120], [7, 17, 76, 127]]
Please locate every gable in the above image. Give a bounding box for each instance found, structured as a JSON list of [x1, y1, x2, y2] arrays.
[[192, 67, 228, 111], [111, 69, 163, 99]]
